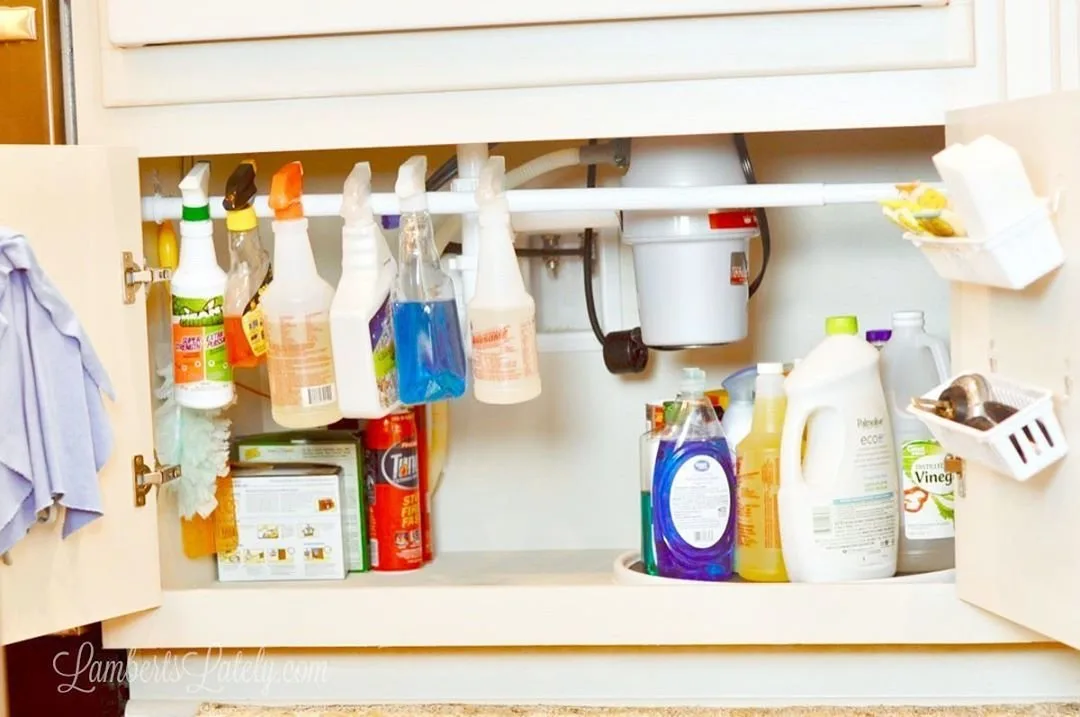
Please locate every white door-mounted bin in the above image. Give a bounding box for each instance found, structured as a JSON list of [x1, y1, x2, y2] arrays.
[[902, 203, 1063, 290], [908, 373, 1068, 482]]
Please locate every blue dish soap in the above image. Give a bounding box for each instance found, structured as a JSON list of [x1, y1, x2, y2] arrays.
[[391, 156, 468, 405], [652, 367, 737, 581]]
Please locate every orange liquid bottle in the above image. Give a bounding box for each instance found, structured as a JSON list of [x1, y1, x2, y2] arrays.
[[223, 160, 272, 370]]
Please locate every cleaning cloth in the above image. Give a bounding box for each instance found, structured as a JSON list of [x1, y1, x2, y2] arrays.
[[0, 229, 115, 555]]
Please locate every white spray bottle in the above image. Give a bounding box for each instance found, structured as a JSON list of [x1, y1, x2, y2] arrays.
[[330, 162, 402, 418], [467, 156, 541, 404], [171, 161, 234, 410]]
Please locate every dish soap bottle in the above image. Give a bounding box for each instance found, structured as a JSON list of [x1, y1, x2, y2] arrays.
[[652, 367, 737, 581], [879, 310, 953, 574], [735, 362, 788, 582], [262, 161, 342, 428], [171, 161, 234, 410], [468, 156, 541, 404], [391, 156, 468, 405], [222, 160, 272, 369], [330, 162, 402, 419]]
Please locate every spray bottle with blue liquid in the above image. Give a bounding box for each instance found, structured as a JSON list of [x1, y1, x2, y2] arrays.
[[653, 367, 737, 581], [391, 156, 468, 405]]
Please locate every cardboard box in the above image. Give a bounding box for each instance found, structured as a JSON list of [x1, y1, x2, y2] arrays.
[[234, 431, 369, 572], [217, 464, 347, 582]]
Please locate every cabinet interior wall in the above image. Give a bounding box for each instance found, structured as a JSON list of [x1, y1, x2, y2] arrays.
[[141, 125, 949, 591]]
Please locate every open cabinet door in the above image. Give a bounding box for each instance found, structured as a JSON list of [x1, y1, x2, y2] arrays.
[[947, 90, 1080, 650], [0, 145, 161, 645]]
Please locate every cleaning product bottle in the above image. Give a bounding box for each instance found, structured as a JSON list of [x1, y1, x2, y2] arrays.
[[720, 366, 756, 450], [736, 362, 788, 582], [652, 368, 737, 581], [779, 333, 899, 582], [639, 401, 668, 576], [171, 162, 234, 410], [880, 310, 954, 574], [825, 315, 859, 337], [222, 160, 272, 370], [391, 156, 468, 405], [262, 161, 343, 429], [468, 156, 541, 404], [330, 162, 402, 419]]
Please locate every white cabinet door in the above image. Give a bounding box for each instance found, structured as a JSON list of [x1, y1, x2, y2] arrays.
[[104, 0, 946, 47], [0, 145, 161, 645], [946, 90, 1080, 650]]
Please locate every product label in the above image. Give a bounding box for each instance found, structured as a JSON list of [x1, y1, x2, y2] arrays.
[[368, 296, 399, 409], [808, 414, 899, 568], [240, 265, 273, 357], [901, 439, 956, 540], [172, 294, 231, 387], [470, 317, 539, 383], [265, 313, 337, 409], [736, 454, 782, 550], [670, 456, 731, 549]]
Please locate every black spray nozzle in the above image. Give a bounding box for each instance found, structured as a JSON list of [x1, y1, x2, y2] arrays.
[[223, 160, 258, 211]]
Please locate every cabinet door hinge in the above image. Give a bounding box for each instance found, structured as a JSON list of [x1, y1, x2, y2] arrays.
[[123, 251, 171, 305], [133, 454, 180, 507]]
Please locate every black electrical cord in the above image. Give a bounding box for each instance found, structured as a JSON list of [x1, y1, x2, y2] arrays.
[[733, 133, 772, 297], [582, 160, 606, 345]]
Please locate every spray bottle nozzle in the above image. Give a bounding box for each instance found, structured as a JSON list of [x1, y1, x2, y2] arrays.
[[395, 155, 428, 213], [178, 162, 211, 222], [477, 156, 510, 220], [341, 162, 375, 227], [224, 160, 257, 211], [268, 161, 304, 220]]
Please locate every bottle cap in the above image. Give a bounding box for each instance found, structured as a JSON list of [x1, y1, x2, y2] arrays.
[[757, 362, 785, 375], [381, 215, 401, 230], [866, 329, 893, 344], [223, 160, 258, 232], [341, 162, 377, 228], [178, 162, 211, 222], [395, 156, 428, 213], [679, 367, 707, 394], [891, 310, 925, 328], [825, 315, 859, 336], [268, 161, 305, 220]]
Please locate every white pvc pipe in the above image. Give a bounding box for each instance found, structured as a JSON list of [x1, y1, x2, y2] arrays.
[[141, 182, 928, 222]]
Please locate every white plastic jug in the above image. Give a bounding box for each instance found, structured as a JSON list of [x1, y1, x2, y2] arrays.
[[779, 334, 900, 582], [879, 310, 953, 574]]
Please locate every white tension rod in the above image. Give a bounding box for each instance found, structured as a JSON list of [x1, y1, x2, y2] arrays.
[[140, 182, 928, 223]]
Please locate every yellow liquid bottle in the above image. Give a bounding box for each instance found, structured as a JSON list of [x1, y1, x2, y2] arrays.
[[736, 362, 788, 582]]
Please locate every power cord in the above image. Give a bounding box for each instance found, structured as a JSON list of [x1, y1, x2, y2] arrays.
[[733, 133, 772, 297]]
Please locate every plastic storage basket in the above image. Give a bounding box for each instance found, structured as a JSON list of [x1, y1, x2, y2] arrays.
[[903, 206, 1063, 290], [908, 373, 1067, 482]]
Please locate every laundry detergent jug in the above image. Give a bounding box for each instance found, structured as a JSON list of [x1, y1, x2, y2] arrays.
[[779, 334, 900, 582]]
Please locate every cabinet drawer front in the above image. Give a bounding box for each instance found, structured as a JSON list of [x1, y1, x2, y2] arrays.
[[105, 0, 948, 48], [98, 4, 973, 110]]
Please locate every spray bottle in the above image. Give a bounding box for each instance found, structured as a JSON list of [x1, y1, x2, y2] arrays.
[[262, 161, 342, 428], [467, 156, 541, 404], [171, 162, 234, 410], [223, 160, 272, 369], [330, 162, 402, 418], [391, 156, 468, 405]]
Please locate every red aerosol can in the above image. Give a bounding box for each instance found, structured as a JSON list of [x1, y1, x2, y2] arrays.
[[363, 410, 423, 571]]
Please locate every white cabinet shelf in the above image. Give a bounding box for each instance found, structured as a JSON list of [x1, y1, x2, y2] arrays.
[[101, 550, 1042, 649]]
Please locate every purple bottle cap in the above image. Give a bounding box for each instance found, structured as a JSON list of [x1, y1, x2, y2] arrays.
[[381, 214, 400, 230], [866, 329, 893, 344]]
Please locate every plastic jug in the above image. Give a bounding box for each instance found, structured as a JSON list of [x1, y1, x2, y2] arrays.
[[879, 310, 954, 574], [779, 334, 900, 582]]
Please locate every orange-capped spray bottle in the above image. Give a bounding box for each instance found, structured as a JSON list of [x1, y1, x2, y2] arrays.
[[261, 161, 343, 429]]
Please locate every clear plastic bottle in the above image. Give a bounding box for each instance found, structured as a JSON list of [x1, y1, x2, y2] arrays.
[[880, 310, 954, 574], [468, 156, 541, 404], [262, 161, 342, 429], [222, 160, 272, 370], [652, 367, 737, 581], [735, 362, 788, 582], [391, 156, 468, 405]]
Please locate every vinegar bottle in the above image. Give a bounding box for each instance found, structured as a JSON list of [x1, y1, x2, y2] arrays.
[[735, 362, 788, 582], [261, 161, 343, 429]]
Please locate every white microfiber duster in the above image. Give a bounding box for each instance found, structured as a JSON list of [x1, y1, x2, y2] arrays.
[[153, 346, 232, 520]]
